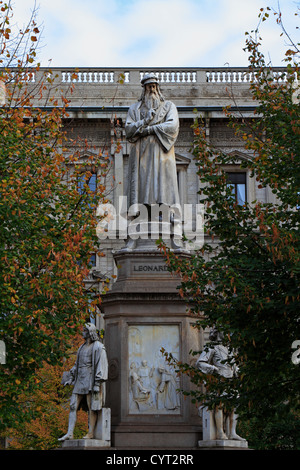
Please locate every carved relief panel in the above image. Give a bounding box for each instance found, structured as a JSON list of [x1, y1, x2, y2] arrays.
[[128, 325, 181, 415]]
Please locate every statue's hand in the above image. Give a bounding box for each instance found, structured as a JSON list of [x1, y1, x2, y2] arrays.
[[93, 385, 100, 393], [137, 126, 150, 137], [63, 379, 72, 386], [145, 109, 156, 124]]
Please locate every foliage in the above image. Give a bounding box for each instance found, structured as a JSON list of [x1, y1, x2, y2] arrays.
[[238, 409, 300, 450], [159, 6, 300, 446], [6, 334, 88, 450], [0, 1, 106, 432]]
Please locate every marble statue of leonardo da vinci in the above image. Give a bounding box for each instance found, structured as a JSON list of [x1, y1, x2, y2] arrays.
[[125, 72, 180, 212]]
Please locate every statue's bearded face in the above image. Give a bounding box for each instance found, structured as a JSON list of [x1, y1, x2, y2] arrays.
[[145, 83, 158, 95], [82, 327, 89, 339], [144, 83, 160, 109]]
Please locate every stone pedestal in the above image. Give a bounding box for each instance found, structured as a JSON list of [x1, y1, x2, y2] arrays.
[[61, 408, 111, 450], [198, 439, 249, 450], [94, 407, 111, 443], [102, 242, 201, 448], [61, 438, 110, 450], [198, 408, 248, 450]]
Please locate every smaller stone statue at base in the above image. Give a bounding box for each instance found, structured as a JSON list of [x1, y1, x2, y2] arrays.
[[196, 327, 247, 449], [58, 323, 108, 442]]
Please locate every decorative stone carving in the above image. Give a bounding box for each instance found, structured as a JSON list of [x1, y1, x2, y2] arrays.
[[108, 358, 119, 380], [157, 365, 180, 411], [128, 325, 181, 414], [58, 323, 109, 443]]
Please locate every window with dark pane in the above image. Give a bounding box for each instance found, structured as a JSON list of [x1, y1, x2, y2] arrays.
[[89, 253, 97, 267], [226, 172, 246, 205], [77, 172, 97, 195]]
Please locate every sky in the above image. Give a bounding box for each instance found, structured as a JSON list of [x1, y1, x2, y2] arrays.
[[10, 0, 300, 68]]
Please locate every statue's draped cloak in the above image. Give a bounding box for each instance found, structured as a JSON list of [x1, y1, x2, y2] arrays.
[[125, 100, 180, 209]]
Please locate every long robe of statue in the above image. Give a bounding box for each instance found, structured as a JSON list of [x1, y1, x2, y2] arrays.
[[125, 74, 180, 210]]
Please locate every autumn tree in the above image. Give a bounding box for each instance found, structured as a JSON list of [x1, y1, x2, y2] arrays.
[[0, 1, 107, 432], [159, 7, 300, 449], [6, 334, 89, 450]]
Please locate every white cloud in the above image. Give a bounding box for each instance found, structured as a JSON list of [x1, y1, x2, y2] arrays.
[[10, 0, 300, 67]]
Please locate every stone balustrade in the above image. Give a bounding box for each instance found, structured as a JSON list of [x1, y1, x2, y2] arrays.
[[4, 66, 295, 112], [6, 66, 291, 85]]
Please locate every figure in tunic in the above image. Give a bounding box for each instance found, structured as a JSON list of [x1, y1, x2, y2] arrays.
[[58, 323, 108, 441]]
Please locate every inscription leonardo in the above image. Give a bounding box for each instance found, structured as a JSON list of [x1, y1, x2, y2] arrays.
[[133, 264, 169, 272]]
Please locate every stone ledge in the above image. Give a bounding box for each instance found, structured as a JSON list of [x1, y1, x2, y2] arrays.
[[198, 439, 249, 450], [61, 439, 111, 450]]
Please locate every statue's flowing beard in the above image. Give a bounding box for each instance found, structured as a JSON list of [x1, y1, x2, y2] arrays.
[[144, 89, 161, 110]]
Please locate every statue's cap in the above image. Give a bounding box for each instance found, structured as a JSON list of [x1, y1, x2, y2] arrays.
[[141, 72, 159, 87]]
